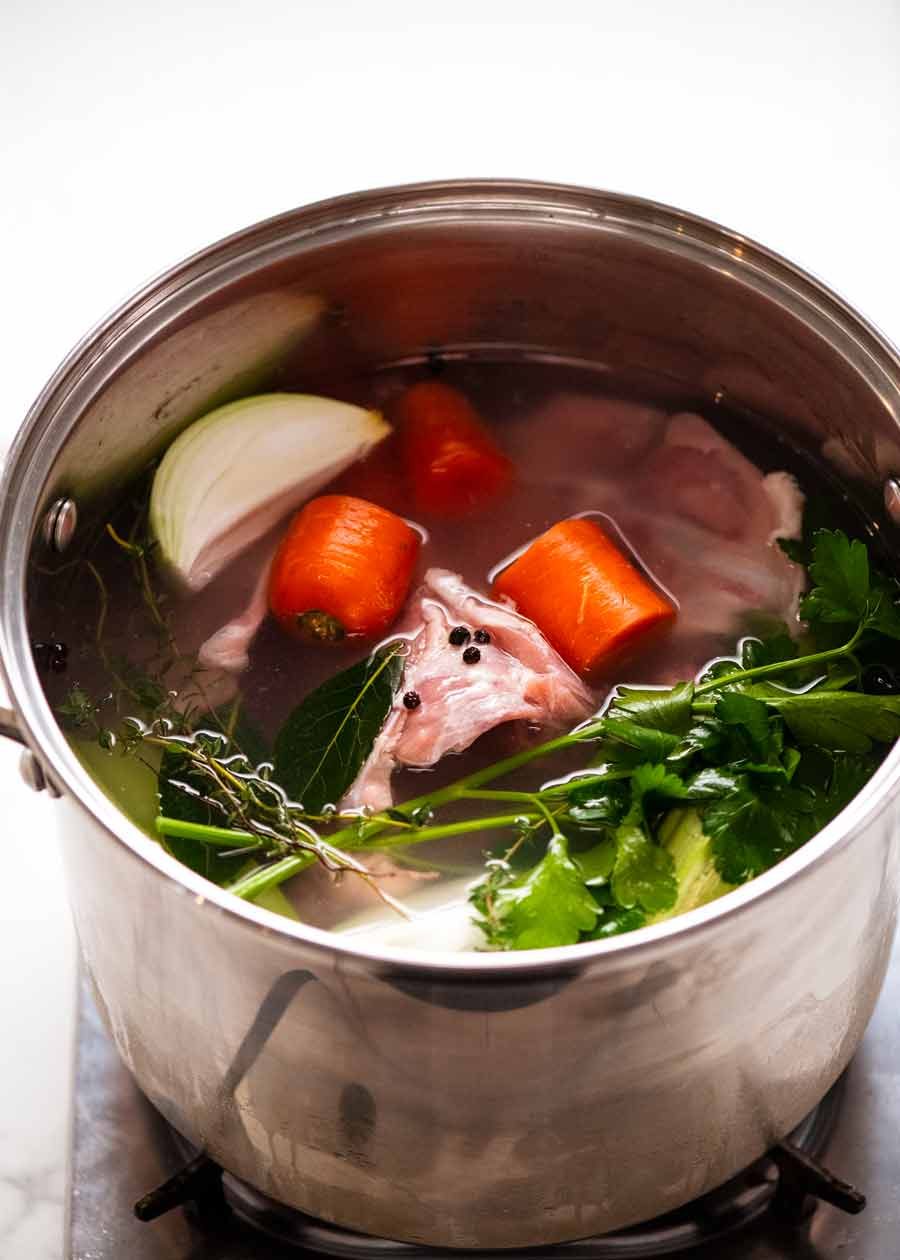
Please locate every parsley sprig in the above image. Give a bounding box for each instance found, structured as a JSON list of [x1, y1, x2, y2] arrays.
[[469, 528, 900, 948]]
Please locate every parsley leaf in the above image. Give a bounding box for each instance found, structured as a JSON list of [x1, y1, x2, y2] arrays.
[[715, 692, 773, 760], [800, 529, 870, 626], [474, 833, 599, 949], [611, 821, 678, 912], [607, 682, 695, 733], [576, 839, 616, 885], [867, 579, 900, 640], [820, 754, 878, 820], [668, 716, 727, 767], [702, 781, 816, 884], [758, 689, 900, 754], [586, 905, 647, 939], [568, 778, 630, 828], [630, 762, 693, 808], [684, 766, 744, 798], [593, 717, 682, 765], [704, 749, 876, 889], [776, 494, 841, 569], [793, 526, 900, 642], [789, 748, 877, 831]]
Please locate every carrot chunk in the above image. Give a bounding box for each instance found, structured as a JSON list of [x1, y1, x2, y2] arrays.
[[268, 495, 420, 642], [398, 381, 513, 517], [492, 518, 676, 677]]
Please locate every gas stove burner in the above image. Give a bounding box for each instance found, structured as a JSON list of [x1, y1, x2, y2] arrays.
[[137, 1076, 863, 1259]]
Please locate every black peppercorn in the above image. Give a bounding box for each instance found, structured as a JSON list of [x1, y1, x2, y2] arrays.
[[403, 690, 422, 710], [449, 626, 471, 646], [862, 663, 900, 695], [462, 645, 481, 665], [44, 640, 69, 673], [426, 348, 445, 377], [33, 640, 68, 672], [473, 629, 491, 645]]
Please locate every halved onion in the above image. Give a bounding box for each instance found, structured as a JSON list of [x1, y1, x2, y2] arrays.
[[149, 393, 390, 590]]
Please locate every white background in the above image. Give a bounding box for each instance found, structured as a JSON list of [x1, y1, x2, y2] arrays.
[[2, 2, 899, 1255]]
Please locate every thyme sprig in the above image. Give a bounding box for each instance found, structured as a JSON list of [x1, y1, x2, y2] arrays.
[[131, 719, 422, 917]]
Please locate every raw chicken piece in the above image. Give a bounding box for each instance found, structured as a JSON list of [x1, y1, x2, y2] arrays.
[[160, 564, 270, 716], [762, 470, 805, 546], [198, 554, 274, 673], [507, 393, 667, 479], [343, 569, 594, 812], [611, 413, 805, 636], [638, 413, 798, 543]]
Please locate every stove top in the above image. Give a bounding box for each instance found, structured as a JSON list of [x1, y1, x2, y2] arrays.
[[68, 944, 900, 1259]]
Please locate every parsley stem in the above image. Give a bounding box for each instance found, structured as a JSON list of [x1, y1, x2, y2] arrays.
[[229, 855, 312, 900], [226, 811, 539, 902], [386, 721, 606, 819], [157, 816, 264, 848], [693, 623, 865, 696], [375, 812, 537, 848], [532, 794, 563, 835], [457, 788, 559, 804]]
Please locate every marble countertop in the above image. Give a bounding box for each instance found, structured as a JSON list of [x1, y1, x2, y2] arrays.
[[2, 2, 899, 1255]]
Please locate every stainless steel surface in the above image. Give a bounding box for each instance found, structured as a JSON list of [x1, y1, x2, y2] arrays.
[[68, 945, 900, 1259], [884, 476, 900, 524], [69, 973, 300, 1260], [41, 495, 78, 552], [3, 182, 900, 1246]]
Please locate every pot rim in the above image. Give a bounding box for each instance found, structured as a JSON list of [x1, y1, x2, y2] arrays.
[[3, 177, 900, 975]]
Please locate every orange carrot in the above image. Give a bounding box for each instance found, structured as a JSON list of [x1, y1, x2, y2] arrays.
[[398, 381, 513, 517], [492, 518, 676, 677], [268, 495, 420, 642]]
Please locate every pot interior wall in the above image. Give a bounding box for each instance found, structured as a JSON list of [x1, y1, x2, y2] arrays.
[[30, 208, 900, 524]]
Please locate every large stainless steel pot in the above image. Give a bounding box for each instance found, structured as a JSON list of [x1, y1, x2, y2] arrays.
[[2, 182, 900, 1249]]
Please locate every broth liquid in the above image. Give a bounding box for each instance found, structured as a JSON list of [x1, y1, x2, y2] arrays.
[[31, 356, 872, 948]]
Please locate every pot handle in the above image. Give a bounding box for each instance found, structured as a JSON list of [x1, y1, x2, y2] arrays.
[[0, 442, 56, 786], [0, 444, 25, 747], [0, 706, 24, 745], [0, 700, 57, 793], [0, 683, 58, 793]]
